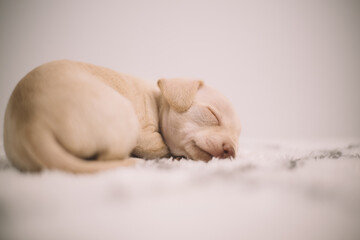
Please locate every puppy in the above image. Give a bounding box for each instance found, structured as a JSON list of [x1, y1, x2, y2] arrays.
[[3, 60, 240, 173]]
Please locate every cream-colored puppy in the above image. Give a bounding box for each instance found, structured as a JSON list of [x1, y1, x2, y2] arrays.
[[4, 60, 240, 173]]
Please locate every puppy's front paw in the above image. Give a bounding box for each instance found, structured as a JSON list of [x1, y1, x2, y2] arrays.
[[132, 132, 170, 159]]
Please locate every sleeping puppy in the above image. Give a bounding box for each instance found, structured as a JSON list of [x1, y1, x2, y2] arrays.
[[4, 60, 240, 173]]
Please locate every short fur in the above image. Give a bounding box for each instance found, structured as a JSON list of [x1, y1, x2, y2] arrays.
[[4, 60, 240, 173]]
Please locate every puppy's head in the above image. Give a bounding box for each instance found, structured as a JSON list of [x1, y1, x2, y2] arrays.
[[158, 78, 241, 161]]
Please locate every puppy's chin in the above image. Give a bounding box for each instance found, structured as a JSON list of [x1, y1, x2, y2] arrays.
[[184, 141, 213, 162]]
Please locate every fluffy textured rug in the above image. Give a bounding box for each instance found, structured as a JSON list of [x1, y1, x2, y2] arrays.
[[0, 139, 359, 240]]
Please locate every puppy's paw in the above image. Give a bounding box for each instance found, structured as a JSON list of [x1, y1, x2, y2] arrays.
[[132, 131, 170, 159], [120, 157, 144, 166]]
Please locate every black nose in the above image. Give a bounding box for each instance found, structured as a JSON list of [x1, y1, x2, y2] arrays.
[[221, 143, 235, 159]]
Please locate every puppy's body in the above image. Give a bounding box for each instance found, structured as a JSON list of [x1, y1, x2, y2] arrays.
[[4, 60, 167, 173], [4, 60, 240, 173]]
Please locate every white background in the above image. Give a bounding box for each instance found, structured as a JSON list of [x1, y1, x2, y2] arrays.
[[1, 0, 359, 140]]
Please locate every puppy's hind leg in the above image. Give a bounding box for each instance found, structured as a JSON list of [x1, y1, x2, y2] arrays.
[[23, 129, 140, 174]]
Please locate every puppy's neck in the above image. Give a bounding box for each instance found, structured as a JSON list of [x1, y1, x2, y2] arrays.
[[153, 89, 169, 133]]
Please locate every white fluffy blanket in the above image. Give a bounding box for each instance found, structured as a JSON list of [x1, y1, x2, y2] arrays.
[[0, 139, 359, 240]]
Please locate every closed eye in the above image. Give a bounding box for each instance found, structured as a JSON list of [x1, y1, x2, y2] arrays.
[[191, 105, 220, 126], [206, 106, 221, 125]]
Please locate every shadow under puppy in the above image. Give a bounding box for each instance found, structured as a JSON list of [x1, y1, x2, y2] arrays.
[[4, 60, 241, 173]]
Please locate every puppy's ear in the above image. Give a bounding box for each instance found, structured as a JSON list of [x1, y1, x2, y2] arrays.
[[158, 78, 203, 112]]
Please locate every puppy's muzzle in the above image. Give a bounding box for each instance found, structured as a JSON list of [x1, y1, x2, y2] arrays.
[[221, 143, 235, 159], [205, 142, 236, 159]]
